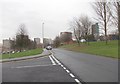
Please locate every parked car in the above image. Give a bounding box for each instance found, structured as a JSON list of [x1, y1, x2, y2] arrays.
[[46, 46, 52, 50], [80, 39, 86, 42], [12, 51, 15, 54], [2, 51, 6, 54]]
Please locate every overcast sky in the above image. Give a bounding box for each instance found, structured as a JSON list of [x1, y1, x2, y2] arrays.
[[0, 0, 96, 43]]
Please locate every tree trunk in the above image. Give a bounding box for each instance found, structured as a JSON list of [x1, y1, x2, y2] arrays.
[[104, 3, 108, 44], [74, 28, 80, 45], [117, 2, 120, 40]]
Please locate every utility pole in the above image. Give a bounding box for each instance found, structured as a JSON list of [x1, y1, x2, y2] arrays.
[[42, 22, 44, 48]]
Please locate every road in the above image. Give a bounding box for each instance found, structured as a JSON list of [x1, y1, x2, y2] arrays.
[[0, 63, 2, 84], [2, 49, 119, 83], [2, 50, 79, 83], [52, 49, 118, 82]]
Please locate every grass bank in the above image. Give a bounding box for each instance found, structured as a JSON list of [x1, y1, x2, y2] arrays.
[[60, 40, 118, 59], [1, 48, 43, 59]]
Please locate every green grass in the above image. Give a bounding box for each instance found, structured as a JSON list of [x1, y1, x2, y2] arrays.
[[60, 40, 118, 59], [1, 48, 43, 59]]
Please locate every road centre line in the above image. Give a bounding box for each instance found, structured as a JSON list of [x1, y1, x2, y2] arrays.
[[51, 52, 82, 84], [63, 67, 66, 69], [66, 70, 70, 73], [61, 64, 63, 67], [49, 56, 56, 65], [50, 51, 60, 64], [70, 73, 75, 78], [51, 55, 61, 65], [75, 79, 81, 84]]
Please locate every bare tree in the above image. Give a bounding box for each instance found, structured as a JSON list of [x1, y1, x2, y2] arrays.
[[118, 2, 120, 40], [79, 15, 92, 45], [60, 32, 72, 44], [53, 36, 61, 48], [110, 1, 119, 26], [69, 15, 92, 45], [15, 24, 30, 51], [69, 17, 81, 45], [79, 15, 92, 37], [105, 1, 120, 40], [92, 1, 112, 44], [17, 24, 27, 35], [112, 1, 120, 40]]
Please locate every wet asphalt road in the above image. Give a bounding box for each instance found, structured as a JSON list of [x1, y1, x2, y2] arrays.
[[2, 49, 119, 83], [52, 49, 118, 82], [2, 50, 79, 83]]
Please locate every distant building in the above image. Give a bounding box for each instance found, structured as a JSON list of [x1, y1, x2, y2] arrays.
[[48, 39, 53, 45], [43, 38, 53, 47], [34, 38, 41, 48], [34, 38, 40, 45], [2, 39, 12, 52], [60, 32, 73, 44], [60, 32, 72, 40], [60, 32, 72, 36], [0, 43, 2, 54], [92, 23, 99, 40]]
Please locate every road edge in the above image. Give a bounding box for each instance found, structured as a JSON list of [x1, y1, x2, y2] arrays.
[[0, 52, 52, 63]]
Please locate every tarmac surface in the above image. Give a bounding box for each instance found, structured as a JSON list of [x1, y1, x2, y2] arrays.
[[2, 50, 80, 83], [1, 49, 119, 83], [52, 49, 119, 82]]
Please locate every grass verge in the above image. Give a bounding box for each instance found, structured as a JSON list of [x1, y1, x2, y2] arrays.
[[60, 40, 118, 59], [1, 48, 43, 59]]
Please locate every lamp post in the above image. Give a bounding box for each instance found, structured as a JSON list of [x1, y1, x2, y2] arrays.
[[42, 22, 44, 48]]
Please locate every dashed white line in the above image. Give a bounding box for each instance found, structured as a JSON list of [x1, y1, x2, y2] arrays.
[[50, 52, 81, 84], [58, 62, 61, 65], [70, 73, 75, 78], [75, 79, 81, 84], [49, 56, 56, 65], [61, 64, 63, 67], [66, 70, 70, 73], [63, 67, 66, 69]]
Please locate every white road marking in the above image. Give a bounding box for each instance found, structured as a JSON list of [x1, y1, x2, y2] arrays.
[[63, 67, 66, 69], [50, 51, 81, 84], [61, 64, 63, 67], [50, 51, 61, 65], [66, 70, 70, 73], [49, 56, 56, 65], [69, 73, 75, 78], [75, 79, 81, 84], [13, 64, 55, 69], [58, 62, 61, 65], [51, 55, 61, 65]]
